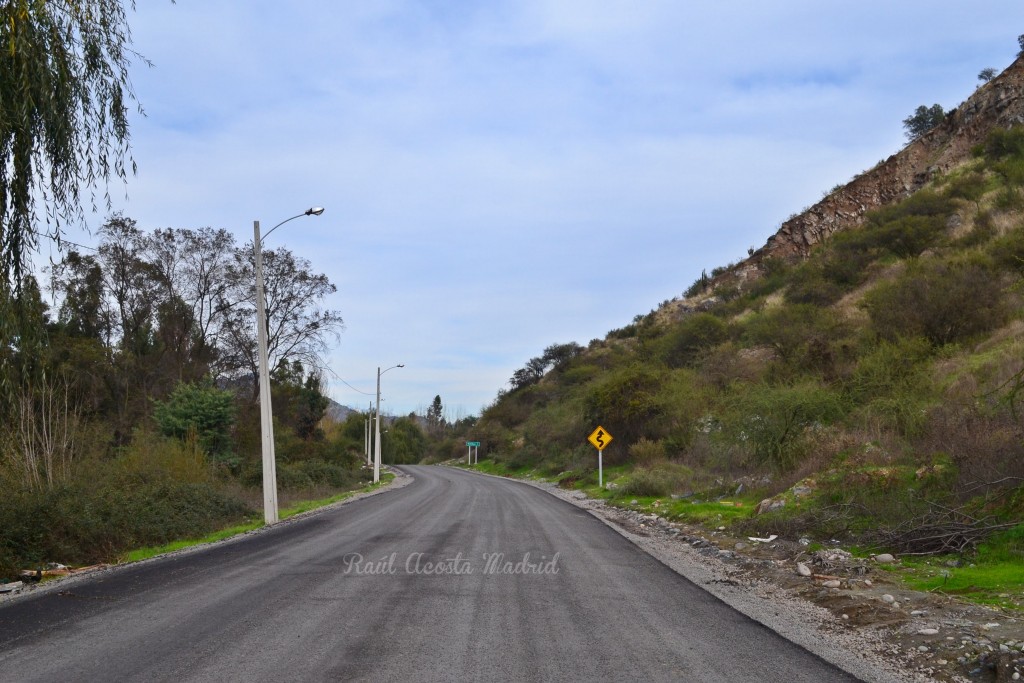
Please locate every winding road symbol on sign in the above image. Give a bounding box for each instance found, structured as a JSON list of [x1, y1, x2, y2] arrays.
[[588, 426, 613, 450]]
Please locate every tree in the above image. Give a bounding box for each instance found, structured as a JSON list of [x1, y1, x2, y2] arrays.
[[221, 244, 344, 395], [51, 252, 111, 343], [0, 1, 145, 285], [96, 216, 161, 355], [507, 341, 583, 391], [271, 361, 329, 441], [146, 226, 236, 371], [978, 67, 997, 83], [541, 342, 583, 370], [903, 104, 945, 141], [382, 416, 427, 464], [153, 381, 236, 462], [426, 394, 444, 434], [1018, 34, 1024, 57]]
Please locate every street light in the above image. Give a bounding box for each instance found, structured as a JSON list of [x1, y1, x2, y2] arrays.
[[254, 206, 325, 524], [374, 364, 404, 483], [365, 401, 372, 466]]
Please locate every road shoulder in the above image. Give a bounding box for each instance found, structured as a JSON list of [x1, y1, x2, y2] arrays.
[[451, 465, 959, 683]]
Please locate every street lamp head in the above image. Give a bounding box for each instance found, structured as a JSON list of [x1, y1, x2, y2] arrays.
[[397, 363, 405, 368], [305, 207, 325, 216]]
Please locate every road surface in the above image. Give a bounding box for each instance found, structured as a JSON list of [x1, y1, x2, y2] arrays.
[[0, 465, 862, 682]]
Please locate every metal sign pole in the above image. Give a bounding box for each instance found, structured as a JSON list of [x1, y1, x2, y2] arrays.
[[588, 426, 613, 490]]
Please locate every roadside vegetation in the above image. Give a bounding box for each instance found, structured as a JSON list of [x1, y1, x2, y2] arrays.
[[0, 220, 375, 580], [463, 126, 1024, 606]]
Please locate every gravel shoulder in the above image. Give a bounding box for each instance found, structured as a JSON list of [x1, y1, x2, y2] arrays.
[[460, 468, 1023, 683]]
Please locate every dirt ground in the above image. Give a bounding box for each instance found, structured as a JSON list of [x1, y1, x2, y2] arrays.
[[594, 498, 1024, 683]]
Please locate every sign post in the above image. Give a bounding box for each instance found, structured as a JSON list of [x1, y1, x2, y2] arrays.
[[587, 426, 613, 488], [466, 441, 480, 464]]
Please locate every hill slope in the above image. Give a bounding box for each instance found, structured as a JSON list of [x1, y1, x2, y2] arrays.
[[472, 57, 1024, 572]]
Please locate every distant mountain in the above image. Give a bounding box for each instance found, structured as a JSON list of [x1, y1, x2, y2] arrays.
[[325, 399, 359, 422]]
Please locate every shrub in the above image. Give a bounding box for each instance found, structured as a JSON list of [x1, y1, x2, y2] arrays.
[[982, 126, 1024, 161], [994, 187, 1024, 211], [846, 337, 934, 403], [785, 260, 851, 306], [153, 381, 235, 463], [987, 224, 1024, 273], [0, 450, 251, 579], [742, 304, 848, 367], [656, 313, 729, 368], [620, 461, 694, 497], [722, 381, 847, 471], [868, 188, 954, 222], [863, 257, 1008, 346], [873, 215, 948, 259], [584, 363, 663, 446], [628, 438, 667, 465], [944, 171, 989, 208]]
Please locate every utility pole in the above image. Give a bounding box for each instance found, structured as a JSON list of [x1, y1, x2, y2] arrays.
[[374, 364, 404, 483], [365, 402, 371, 466]]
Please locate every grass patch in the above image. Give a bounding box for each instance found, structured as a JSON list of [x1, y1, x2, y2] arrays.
[[121, 521, 262, 563], [279, 474, 393, 518], [454, 459, 549, 481], [887, 524, 1024, 609]]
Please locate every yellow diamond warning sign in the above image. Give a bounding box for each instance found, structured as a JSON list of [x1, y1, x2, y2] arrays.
[[588, 426, 613, 451]]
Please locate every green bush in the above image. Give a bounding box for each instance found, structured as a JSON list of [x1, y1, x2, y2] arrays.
[[153, 381, 236, 463], [275, 461, 314, 490], [846, 337, 934, 403], [656, 313, 729, 368], [785, 261, 849, 306], [982, 126, 1024, 161], [741, 304, 848, 368], [722, 380, 846, 471], [872, 215, 948, 259], [628, 438, 667, 465], [0, 450, 251, 579], [619, 461, 694, 497], [863, 257, 1008, 346], [994, 187, 1024, 211], [868, 188, 954, 222], [584, 363, 663, 446], [944, 170, 990, 208], [987, 224, 1024, 273]]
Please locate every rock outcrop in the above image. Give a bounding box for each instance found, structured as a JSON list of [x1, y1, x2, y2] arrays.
[[762, 56, 1024, 259]]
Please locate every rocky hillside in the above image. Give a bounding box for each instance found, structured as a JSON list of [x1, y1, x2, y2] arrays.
[[673, 56, 1024, 311], [475, 48, 1024, 561]]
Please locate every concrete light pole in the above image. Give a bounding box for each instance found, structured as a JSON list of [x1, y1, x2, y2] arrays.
[[365, 401, 372, 466], [254, 207, 324, 524], [374, 364, 404, 483]]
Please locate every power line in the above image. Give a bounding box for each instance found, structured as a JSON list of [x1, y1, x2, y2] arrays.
[[321, 366, 375, 396]]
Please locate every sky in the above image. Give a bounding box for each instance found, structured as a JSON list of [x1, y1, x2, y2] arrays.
[[50, 1, 1024, 417]]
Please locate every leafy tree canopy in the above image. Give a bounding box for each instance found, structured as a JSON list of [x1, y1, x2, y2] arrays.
[[0, 1, 147, 285], [902, 104, 945, 141], [153, 381, 235, 461]]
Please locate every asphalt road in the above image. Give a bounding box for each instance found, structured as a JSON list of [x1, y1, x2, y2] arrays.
[[0, 466, 862, 682]]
